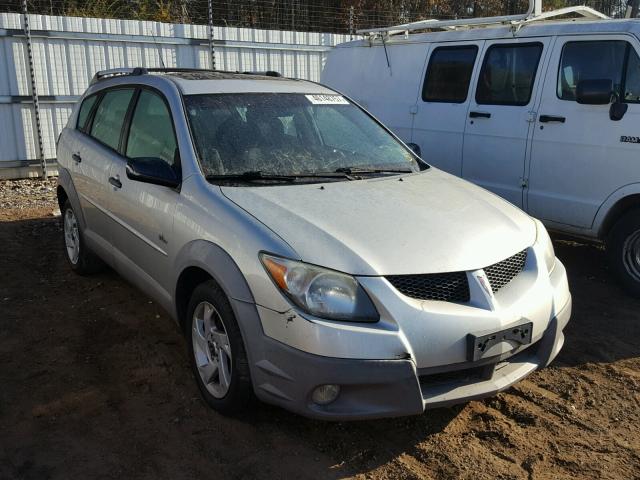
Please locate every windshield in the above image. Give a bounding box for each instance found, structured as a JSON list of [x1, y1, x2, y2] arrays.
[[184, 93, 422, 181]]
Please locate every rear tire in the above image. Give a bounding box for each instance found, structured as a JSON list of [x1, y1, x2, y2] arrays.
[[61, 200, 104, 275], [606, 208, 640, 297], [186, 280, 253, 414]]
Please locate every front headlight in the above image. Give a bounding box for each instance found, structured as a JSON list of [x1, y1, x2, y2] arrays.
[[535, 219, 556, 275], [260, 253, 379, 322]]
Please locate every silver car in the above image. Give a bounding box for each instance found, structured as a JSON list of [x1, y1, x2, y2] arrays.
[[56, 67, 571, 420]]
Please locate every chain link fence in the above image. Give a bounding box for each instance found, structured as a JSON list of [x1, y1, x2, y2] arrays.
[[0, 0, 637, 34]]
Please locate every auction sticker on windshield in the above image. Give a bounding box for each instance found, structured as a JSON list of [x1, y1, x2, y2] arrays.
[[305, 94, 350, 105]]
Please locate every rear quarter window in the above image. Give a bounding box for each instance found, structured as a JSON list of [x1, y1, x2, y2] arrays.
[[76, 94, 98, 133]]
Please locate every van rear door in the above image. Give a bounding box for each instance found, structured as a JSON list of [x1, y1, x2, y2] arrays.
[[527, 35, 640, 230], [462, 38, 551, 208], [412, 41, 483, 176]]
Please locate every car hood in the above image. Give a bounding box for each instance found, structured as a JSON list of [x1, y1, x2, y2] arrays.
[[221, 169, 536, 276]]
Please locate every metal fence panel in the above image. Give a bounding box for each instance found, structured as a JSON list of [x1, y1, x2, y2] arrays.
[[0, 12, 349, 176]]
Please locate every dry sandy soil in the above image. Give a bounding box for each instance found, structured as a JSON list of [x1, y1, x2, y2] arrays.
[[1, 178, 639, 480]]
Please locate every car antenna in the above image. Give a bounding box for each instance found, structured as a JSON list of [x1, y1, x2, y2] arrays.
[[381, 35, 392, 76]]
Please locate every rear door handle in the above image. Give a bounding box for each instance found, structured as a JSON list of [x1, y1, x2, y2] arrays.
[[108, 176, 122, 189], [469, 111, 491, 119], [72, 153, 82, 163], [539, 115, 566, 123]]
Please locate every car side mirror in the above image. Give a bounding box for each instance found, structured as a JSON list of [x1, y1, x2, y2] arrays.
[[576, 79, 613, 105], [407, 142, 422, 157], [126, 157, 180, 188]]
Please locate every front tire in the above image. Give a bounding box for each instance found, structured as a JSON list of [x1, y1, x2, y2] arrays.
[[606, 208, 640, 297], [61, 200, 103, 275], [186, 280, 252, 414]]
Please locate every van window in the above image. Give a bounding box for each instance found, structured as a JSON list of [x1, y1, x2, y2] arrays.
[[90, 88, 135, 151], [558, 41, 627, 101], [625, 47, 640, 103], [476, 43, 543, 106], [126, 90, 178, 166], [422, 46, 478, 103], [76, 94, 98, 132]]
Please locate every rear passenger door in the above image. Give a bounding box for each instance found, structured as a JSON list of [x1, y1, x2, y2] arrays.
[[527, 36, 640, 229], [108, 88, 180, 304], [462, 39, 550, 208], [73, 88, 135, 260], [412, 42, 483, 175]]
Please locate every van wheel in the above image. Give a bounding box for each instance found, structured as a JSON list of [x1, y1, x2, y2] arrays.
[[186, 280, 252, 414], [61, 200, 104, 275], [606, 208, 640, 297]]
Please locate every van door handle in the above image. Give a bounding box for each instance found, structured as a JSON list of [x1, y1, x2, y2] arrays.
[[469, 111, 491, 119], [72, 153, 82, 163], [539, 115, 566, 123], [108, 176, 122, 189]]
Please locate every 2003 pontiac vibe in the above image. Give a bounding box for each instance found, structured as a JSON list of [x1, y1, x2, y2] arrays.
[[55, 67, 571, 420]]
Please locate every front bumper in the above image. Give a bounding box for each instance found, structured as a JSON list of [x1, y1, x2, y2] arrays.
[[244, 295, 571, 420]]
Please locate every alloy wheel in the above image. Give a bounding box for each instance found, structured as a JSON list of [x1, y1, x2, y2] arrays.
[[191, 301, 233, 399]]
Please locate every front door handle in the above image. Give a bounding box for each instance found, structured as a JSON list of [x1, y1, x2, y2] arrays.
[[469, 111, 492, 119], [72, 153, 82, 163], [539, 115, 566, 123], [108, 176, 122, 189]]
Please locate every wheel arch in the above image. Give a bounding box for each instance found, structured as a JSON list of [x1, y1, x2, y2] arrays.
[[56, 168, 86, 228], [598, 193, 640, 240], [173, 240, 255, 330]]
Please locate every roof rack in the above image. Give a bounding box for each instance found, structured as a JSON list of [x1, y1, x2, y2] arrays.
[[90, 67, 282, 85], [357, 4, 609, 37]]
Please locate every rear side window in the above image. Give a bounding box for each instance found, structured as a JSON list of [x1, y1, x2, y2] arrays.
[[90, 88, 135, 151], [76, 94, 98, 132], [476, 43, 543, 106], [126, 90, 178, 166], [422, 46, 478, 103], [558, 40, 640, 103]]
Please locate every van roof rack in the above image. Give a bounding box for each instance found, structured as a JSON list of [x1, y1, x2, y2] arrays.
[[357, 5, 609, 37], [90, 67, 283, 85]]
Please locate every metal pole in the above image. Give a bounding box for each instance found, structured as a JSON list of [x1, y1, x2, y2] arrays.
[[349, 6, 354, 40], [22, 0, 47, 178], [207, 0, 216, 70]]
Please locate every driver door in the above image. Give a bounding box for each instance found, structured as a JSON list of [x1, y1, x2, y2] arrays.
[[527, 35, 640, 228]]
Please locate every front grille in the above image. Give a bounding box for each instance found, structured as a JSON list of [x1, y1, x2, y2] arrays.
[[484, 249, 528, 293], [386, 271, 470, 303], [386, 249, 528, 303]]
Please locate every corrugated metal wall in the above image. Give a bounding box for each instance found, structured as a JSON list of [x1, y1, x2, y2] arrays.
[[0, 12, 350, 176]]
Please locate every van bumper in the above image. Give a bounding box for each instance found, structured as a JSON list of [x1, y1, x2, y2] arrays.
[[243, 296, 571, 420]]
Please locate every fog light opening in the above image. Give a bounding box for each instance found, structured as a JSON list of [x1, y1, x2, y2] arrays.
[[312, 384, 340, 406]]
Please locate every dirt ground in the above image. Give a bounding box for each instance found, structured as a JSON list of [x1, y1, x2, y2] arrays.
[[1, 178, 639, 480]]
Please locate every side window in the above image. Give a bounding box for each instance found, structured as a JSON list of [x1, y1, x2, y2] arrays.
[[90, 89, 135, 151], [624, 47, 640, 103], [126, 90, 178, 165], [476, 43, 543, 106], [558, 41, 627, 101], [558, 40, 640, 104], [76, 94, 98, 132], [422, 45, 478, 103]]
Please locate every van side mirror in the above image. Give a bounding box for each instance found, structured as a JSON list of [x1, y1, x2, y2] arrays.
[[576, 79, 613, 105], [407, 142, 422, 157], [126, 157, 180, 188]]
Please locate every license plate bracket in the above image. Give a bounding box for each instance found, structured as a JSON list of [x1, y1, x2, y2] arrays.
[[467, 322, 533, 362]]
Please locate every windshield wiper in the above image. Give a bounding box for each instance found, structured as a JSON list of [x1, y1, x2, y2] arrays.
[[334, 167, 414, 175], [206, 170, 354, 183]]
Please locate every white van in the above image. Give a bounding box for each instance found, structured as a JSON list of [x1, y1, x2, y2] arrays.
[[322, 6, 640, 296]]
